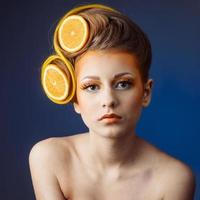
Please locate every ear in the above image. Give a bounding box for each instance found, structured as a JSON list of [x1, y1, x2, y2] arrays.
[[73, 102, 81, 114], [142, 79, 153, 107]]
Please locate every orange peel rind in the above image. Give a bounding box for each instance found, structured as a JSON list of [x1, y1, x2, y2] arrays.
[[53, 4, 118, 57], [41, 55, 76, 104], [41, 4, 118, 105]]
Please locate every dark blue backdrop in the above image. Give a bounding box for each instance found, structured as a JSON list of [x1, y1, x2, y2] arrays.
[[1, 0, 200, 199]]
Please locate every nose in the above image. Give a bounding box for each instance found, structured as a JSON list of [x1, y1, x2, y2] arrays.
[[101, 87, 118, 109]]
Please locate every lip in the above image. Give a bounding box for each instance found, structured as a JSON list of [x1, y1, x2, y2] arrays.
[[98, 113, 122, 121]]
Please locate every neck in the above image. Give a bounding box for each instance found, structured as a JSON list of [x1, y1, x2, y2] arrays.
[[88, 130, 140, 172]]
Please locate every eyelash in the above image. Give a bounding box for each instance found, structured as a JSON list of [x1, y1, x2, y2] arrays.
[[115, 79, 133, 89], [80, 79, 134, 92], [80, 82, 99, 91]]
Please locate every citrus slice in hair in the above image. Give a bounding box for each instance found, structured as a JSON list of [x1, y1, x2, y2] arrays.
[[42, 64, 69, 101], [58, 15, 89, 53]]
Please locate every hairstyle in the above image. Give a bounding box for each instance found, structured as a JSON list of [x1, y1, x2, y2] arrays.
[[41, 4, 152, 105], [57, 7, 152, 82]]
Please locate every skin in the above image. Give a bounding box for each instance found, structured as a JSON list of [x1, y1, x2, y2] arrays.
[[29, 50, 196, 200]]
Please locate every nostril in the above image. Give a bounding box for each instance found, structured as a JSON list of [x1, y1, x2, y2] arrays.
[[101, 88, 118, 108], [102, 97, 117, 108], [102, 101, 116, 108]]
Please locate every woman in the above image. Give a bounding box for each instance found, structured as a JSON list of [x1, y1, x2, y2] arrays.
[[29, 4, 195, 200]]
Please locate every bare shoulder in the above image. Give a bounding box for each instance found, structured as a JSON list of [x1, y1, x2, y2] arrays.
[[161, 155, 196, 200], [139, 138, 196, 200], [29, 133, 87, 171], [29, 135, 84, 200], [29, 137, 70, 165]]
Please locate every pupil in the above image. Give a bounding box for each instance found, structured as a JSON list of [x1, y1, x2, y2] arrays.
[[121, 82, 126, 87], [91, 85, 96, 90]]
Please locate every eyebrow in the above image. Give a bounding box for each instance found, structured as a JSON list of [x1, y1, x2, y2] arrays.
[[114, 72, 134, 79], [81, 72, 134, 81]]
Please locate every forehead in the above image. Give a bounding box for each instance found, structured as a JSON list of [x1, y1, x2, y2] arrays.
[[75, 50, 141, 79]]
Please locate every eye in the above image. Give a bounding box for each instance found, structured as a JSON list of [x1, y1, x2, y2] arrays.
[[80, 83, 100, 93], [115, 80, 133, 90]]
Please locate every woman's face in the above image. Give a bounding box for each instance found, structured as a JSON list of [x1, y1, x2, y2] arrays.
[[74, 50, 152, 138]]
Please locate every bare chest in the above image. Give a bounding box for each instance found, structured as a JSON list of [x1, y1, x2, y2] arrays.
[[69, 179, 162, 200], [59, 164, 163, 200]]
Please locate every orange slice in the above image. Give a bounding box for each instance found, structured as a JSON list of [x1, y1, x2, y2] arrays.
[[42, 64, 69, 101], [58, 15, 89, 53]]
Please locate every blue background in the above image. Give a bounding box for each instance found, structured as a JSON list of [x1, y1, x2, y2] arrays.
[[1, 0, 199, 199]]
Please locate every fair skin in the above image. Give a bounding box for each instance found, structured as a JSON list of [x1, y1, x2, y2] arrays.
[[29, 50, 195, 200]]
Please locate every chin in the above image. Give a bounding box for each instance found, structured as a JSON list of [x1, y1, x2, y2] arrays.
[[91, 125, 131, 139]]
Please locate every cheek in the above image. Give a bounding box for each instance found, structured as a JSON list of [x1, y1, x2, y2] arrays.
[[76, 99, 98, 130], [76, 91, 97, 118], [122, 89, 143, 107], [120, 89, 144, 121], [76, 91, 93, 108]]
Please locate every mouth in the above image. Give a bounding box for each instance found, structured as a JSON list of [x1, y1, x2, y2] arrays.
[[98, 113, 122, 121]]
